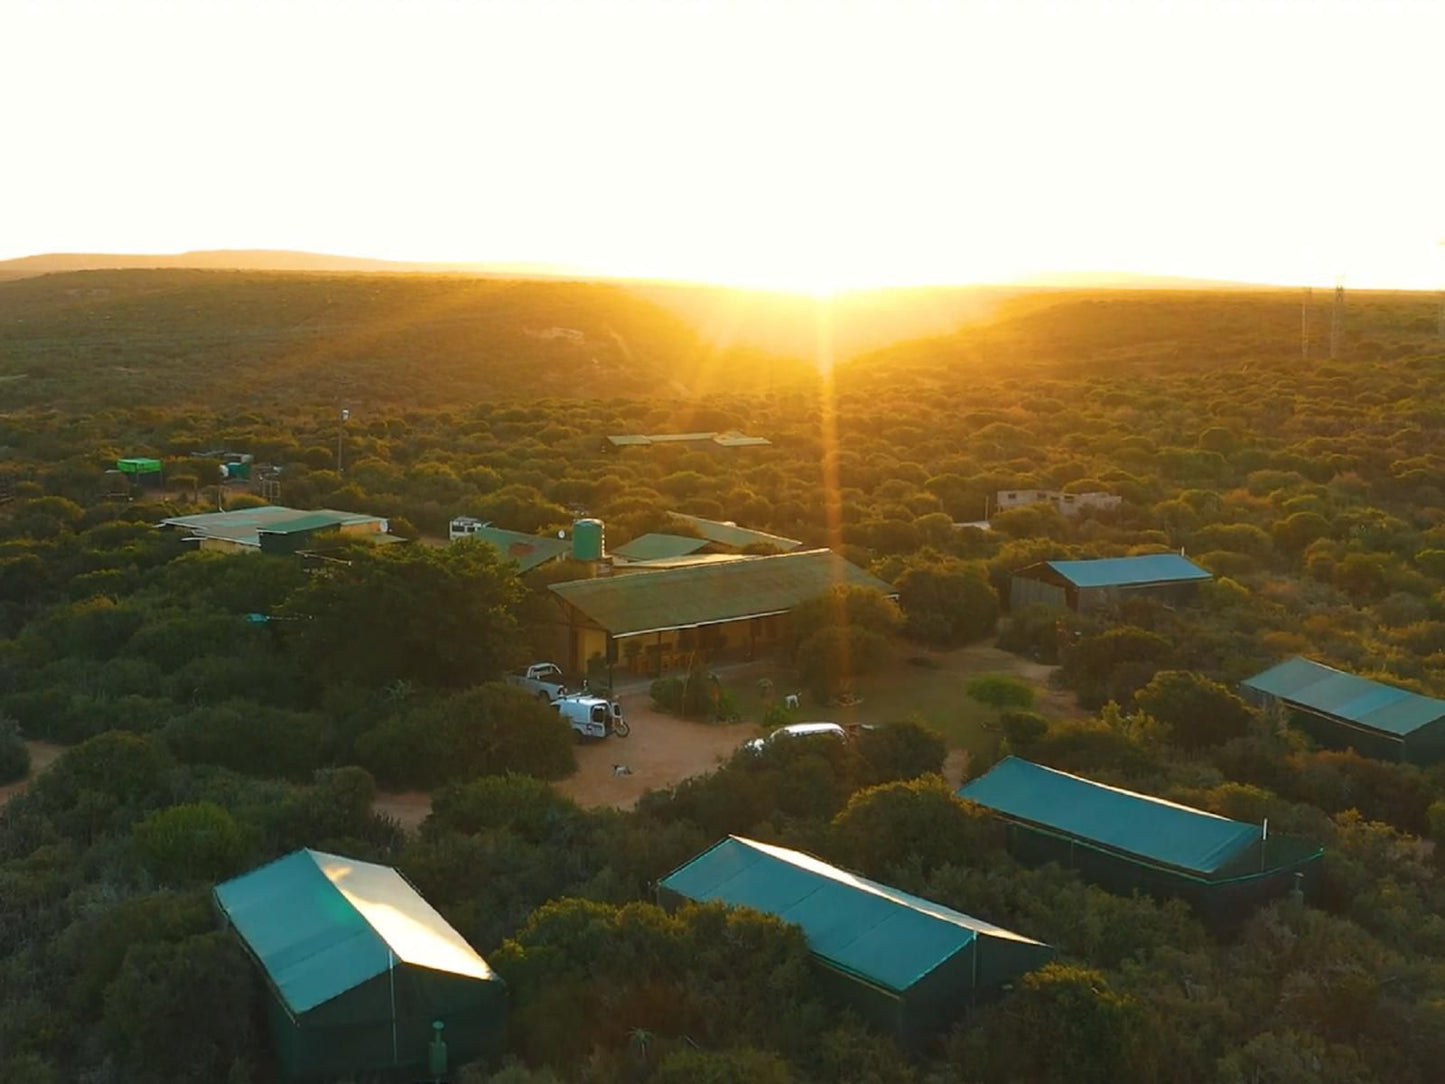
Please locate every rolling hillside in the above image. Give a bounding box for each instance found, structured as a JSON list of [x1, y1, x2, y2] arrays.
[[0, 269, 807, 411]]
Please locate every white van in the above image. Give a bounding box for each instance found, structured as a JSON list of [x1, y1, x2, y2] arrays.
[[554, 694, 629, 739]]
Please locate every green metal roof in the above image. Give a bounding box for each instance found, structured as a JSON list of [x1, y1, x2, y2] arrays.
[[659, 836, 1045, 993], [469, 526, 571, 573], [668, 513, 803, 552], [1242, 657, 1445, 738], [214, 849, 495, 1016], [551, 549, 894, 636], [259, 513, 347, 536], [611, 533, 710, 561], [958, 757, 1260, 876], [158, 506, 387, 548], [1042, 554, 1212, 588]]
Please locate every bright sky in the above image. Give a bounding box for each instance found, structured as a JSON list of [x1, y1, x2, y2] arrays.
[[3, 0, 1442, 291]]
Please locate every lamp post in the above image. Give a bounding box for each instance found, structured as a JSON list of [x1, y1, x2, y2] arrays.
[[337, 407, 349, 476]]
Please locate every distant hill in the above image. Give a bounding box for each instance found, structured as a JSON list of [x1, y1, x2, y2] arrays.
[[0, 249, 567, 278], [0, 269, 809, 411], [0, 249, 1266, 361]]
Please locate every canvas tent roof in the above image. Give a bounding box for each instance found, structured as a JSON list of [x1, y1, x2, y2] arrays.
[[1041, 554, 1212, 588], [1242, 657, 1445, 738], [668, 513, 803, 552], [214, 849, 492, 1016], [467, 526, 571, 573], [551, 548, 894, 637], [958, 757, 1260, 876], [659, 836, 1044, 993], [611, 532, 710, 561]]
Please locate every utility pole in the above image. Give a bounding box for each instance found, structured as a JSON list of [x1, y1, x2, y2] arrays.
[[337, 406, 349, 475], [1329, 277, 1345, 360], [1301, 286, 1312, 360]]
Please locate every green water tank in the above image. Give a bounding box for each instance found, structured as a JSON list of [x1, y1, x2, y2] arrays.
[[572, 518, 605, 561]]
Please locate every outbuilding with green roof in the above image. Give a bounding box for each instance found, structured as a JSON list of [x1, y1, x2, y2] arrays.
[[657, 836, 1052, 1043], [214, 849, 506, 1081], [1009, 553, 1212, 612], [958, 757, 1321, 924], [1240, 656, 1445, 764]]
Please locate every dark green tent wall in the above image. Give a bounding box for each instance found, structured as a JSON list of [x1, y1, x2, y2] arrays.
[[959, 758, 1322, 927], [214, 849, 506, 1081], [657, 836, 1052, 1045], [1241, 656, 1445, 766]]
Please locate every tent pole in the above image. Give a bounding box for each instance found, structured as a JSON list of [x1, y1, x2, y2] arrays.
[[389, 948, 398, 1065]]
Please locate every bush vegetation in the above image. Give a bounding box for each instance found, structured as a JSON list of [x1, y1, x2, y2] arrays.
[[4, 280, 1445, 1080]]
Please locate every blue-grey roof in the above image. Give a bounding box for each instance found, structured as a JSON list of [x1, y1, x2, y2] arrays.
[[214, 849, 495, 1015], [1043, 554, 1212, 588], [958, 757, 1260, 876], [659, 836, 1044, 993], [1241, 657, 1445, 738]]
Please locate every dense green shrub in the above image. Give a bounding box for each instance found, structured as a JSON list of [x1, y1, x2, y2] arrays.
[[965, 673, 1035, 710], [0, 720, 28, 784]]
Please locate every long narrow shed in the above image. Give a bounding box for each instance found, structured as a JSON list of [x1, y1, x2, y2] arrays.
[[214, 849, 506, 1081], [1010, 553, 1212, 612], [657, 836, 1052, 1043], [958, 757, 1321, 924], [1240, 656, 1445, 764]]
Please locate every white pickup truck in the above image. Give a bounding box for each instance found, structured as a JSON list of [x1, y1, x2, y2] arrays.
[[507, 662, 570, 701]]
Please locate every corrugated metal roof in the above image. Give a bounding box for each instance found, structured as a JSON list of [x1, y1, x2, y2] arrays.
[[468, 526, 571, 573], [669, 513, 803, 552], [214, 849, 493, 1015], [158, 506, 386, 548], [611, 533, 711, 561], [1044, 553, 1212, 588], [660, 836, 1044, 993], [612, 553, 756, 572], [1242, 657, 1445, 737], [259, 513, 347, 536], [551, 549, 894, 636], [712, 433, 772, 447], [958, 757, 1260, 875]]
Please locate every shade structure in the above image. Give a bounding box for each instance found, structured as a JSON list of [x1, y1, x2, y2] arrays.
[[1241, 656, 1445, 764], [214, 849, 505, 1081], [958, 758, 1321, 925], [658, 836, 1051, 1043]]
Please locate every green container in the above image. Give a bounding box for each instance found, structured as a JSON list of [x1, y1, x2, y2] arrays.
[[572, 518, 605, 561], [116, 457, 162, 474]]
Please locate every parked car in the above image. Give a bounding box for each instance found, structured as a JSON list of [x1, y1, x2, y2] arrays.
[[744, 721, 847, 755], [555, 694, 629, 739]]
